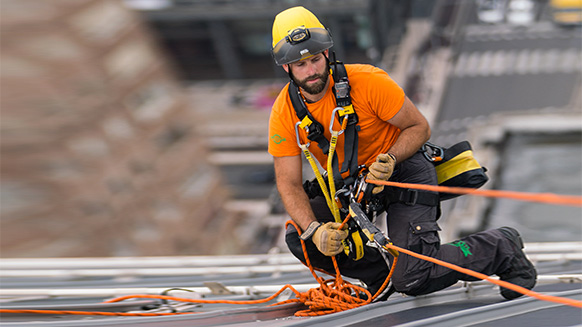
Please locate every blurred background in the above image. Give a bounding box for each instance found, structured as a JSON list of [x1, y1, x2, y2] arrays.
[[1, 0, 580, 258]]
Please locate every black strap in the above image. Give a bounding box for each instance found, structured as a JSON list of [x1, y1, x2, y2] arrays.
[[331, 58, 352, 107], [385, 187, 440, 207], [330, 56, 359, 184], [288, 81, 330, 155], [341, 120, 359, 185]]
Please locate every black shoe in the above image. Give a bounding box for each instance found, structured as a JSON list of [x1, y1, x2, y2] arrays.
[[497, 227, 537, 300], [365, 284, 395, 302]]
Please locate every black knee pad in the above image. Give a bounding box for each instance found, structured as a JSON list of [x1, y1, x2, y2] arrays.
[[285, 227, 306, 263]]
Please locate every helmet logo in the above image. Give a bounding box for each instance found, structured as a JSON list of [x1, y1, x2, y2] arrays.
[[286, 26, 310, 45]]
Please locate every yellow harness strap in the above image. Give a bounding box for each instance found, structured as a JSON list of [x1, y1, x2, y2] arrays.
[[295, 113, 364, 261], [300, 144, 335, 212], [326, 115, 349, 223]]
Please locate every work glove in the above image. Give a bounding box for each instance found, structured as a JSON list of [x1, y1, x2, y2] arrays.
[[367, 153, 396, 194], [311, 222, 348, 256]]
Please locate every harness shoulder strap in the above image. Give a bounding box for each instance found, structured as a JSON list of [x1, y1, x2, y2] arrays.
[[330, 59, 352, 108], [330, 59, 359, 185], [288, 81, 330, 155]]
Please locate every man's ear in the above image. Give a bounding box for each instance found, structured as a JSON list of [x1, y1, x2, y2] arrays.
[[282, 64, 289, 74]]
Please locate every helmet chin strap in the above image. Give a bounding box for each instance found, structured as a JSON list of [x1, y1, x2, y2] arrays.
[[323, 52, 331, 66]]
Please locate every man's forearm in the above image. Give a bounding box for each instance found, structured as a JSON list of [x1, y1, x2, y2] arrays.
[[385, 96, 431, 164], [277, 182, 317, 231], [387, 124, 430, 164]]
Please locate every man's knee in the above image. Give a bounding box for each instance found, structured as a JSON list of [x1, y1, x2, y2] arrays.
[[285, 226, 306, 262], [391, 220, 442, 293]]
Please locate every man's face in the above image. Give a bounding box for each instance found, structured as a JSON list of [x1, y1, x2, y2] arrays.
[[286, 53, 329, 96]]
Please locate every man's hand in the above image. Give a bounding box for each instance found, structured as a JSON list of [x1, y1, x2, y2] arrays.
[[368, 153, 396, 194], [312, 222, 348, 256]]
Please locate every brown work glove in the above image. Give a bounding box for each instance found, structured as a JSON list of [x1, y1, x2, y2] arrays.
[[368, 153, 396, 194], [311, 222, 348, 256]]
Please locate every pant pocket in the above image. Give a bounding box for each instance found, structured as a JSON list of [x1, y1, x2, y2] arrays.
[[405, 221, 441, 274]]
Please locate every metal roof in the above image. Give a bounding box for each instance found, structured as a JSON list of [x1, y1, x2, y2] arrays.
[[1, 242, 581, 326]]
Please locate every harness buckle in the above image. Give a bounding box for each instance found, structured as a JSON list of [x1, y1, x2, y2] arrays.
[[338, 104, 355, 116], [299, 116, 312, 129], [400, 189, 419, 206]]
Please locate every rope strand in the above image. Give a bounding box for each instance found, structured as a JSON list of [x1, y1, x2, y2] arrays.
[[367, 179, 582, 207]]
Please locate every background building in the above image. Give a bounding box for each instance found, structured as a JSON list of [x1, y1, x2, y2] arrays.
[[0, 0, 234, 257], [126, 0, 431, 80]]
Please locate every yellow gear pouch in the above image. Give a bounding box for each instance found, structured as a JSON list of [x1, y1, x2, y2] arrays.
[[423, 141, 489, 201]]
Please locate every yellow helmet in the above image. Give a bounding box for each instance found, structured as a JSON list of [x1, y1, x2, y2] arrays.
[[271, 6, 333, 66]]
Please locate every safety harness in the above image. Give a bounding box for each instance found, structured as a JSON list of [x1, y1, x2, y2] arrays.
[[291, 56, 368, 260], [289, 55, 359, 186]]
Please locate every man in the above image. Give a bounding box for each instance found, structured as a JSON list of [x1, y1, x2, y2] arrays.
[[268, 6, 536, 300]]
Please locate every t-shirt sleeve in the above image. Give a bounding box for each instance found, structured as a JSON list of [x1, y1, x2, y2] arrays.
[[367, 68, 405, 121], [268, 89, 301, 157]]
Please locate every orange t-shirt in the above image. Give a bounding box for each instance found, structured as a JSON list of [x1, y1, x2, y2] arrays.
[[268, 64, 405, 170]]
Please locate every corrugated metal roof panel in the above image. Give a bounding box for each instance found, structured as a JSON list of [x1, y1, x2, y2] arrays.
[[1, 243, 581, 326]]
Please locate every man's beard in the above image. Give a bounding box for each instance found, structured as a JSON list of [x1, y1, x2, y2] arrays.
[[294, 70, 329, 95]]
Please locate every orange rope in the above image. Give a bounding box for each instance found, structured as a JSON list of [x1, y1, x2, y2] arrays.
[[384, 243, 582, 308], [0, 309, 193, 316], [367, 179, 582, 207], [2, 182, 580, 317], [0, 285, 305, 317]]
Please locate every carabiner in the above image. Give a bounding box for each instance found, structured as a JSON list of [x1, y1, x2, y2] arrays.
[[329, 107, 347, 135], [294, 121, 310, 148], [422, 142, 444, 162]]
